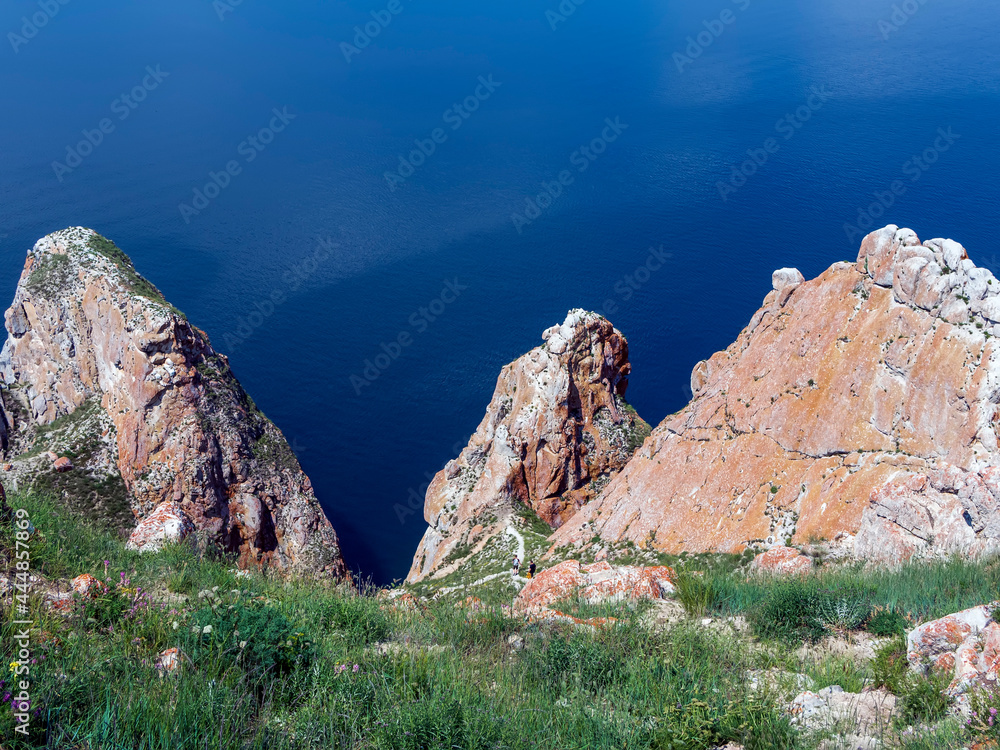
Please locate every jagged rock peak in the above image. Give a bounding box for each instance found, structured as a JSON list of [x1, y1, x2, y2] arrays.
[[0, 228, 347, 579], [549, 226, 1000, 565], [407, 309, 650, 582]]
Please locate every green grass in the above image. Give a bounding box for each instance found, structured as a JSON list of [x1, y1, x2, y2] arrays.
[[1, 491, 807, 750], [85, 233, 184, 317], [25, 253, 73, 297], [703, 556, 1000, 628], [2, 492, 996, 749]]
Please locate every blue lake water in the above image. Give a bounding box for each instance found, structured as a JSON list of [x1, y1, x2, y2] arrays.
[[1, 0, 999, 583]]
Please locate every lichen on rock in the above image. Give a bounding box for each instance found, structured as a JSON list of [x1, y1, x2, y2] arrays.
[[407, 309, 649, 582], [545, 226, 1000, 565], [0, 228, 347, 578]]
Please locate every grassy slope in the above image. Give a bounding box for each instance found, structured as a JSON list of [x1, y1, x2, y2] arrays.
[[0, 491, 993, 749]]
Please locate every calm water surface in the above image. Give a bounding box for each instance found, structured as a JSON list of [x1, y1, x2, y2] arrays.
[[1, 0, 998, 582]]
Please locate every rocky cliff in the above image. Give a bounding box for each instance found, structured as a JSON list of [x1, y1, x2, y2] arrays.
[[407, 309, 650, 582], [0, 227, 347, 578], [547, 225, 1000, 564]]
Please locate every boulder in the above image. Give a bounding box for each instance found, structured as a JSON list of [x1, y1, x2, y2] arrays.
[[789, 685, 895, 737], [907, 604, 1000, 701], [772, 268, 805, 291], [514, 559, 676, 613], [70, 573, 104, 598], [157, 647, 182, 674], [126, 501, 195, 553], [751, 546, 813, 575], [53, 456, 73, 472]]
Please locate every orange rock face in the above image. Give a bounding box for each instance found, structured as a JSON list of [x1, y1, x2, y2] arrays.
[[127, 500, 196, 552], [514, 559, 676, 613], [751, 546, 813, 575], [0, 228, 346, 578], [407, 310, 649, 582], [548, 226, 1000, 563], [70, 573, 104, 598], [907, 604, 1000, 702]]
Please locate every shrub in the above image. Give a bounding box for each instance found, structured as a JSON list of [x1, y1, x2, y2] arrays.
[[816, 590, 870, 631], [866, 606, 909, 636], [189, 597, 313, 676], [533, 631, 625, 691], [872, 635, 909, 694], [166, 563, 195, 594], [968, 681, 1000, 743], [651, 698, 735, 750], [898, 670, 952, 724], [675, 571, 717, 617], [747, 580, 826, 642], [317, 593, 390, 646]]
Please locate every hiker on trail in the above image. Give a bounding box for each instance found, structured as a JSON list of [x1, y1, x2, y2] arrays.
[[512, 556, 520, 575], [527, 560, 536, 579]]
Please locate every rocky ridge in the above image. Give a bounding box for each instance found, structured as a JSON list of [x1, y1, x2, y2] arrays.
[[543, 225, 1000, 564], [0, 228, 346, 578], [407, 309, 650, 582]]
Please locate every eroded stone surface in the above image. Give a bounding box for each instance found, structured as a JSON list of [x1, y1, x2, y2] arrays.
[[513, 559, 676, 613], [907, 604, 1000, 702], [70, 573, 104, 598], [0, 228, 346, 578], [546, 226, 1000, 563], [751, 546, 813, 575], [157, 647, 182, 674], [127, 500, 196, 552], [408, 310, 648, 582], [789, 685, 896, 738]]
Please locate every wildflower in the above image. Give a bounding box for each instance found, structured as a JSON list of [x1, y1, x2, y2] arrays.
[[202, 625, 213, 635], [239, 641, 247, 649], [172, 621, 179, 630], [8, 662, 19, 674], [353, 664, 359, 673]]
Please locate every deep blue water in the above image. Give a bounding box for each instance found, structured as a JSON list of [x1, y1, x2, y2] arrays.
[[2, 0, 999, 583]]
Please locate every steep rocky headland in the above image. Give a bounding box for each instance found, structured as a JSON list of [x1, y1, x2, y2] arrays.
[[0, 227, 346, 578], [408, 309, 650, 582], [410, 225, 1000, 582]]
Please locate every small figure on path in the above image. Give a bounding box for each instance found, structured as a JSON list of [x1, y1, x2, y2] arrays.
[[512, 555, 520, 575], [527, 560, 536, 579]]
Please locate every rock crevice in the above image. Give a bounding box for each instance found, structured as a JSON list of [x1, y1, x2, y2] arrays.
[[544, 226, 1000, 564], [0, 228, 346, 578], [407, 309, 649, 582]]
